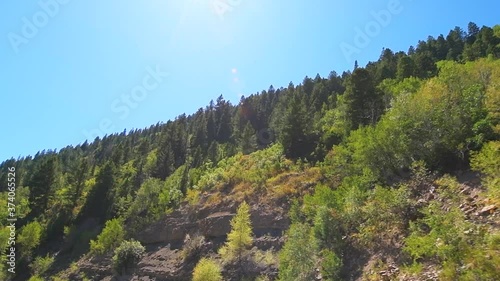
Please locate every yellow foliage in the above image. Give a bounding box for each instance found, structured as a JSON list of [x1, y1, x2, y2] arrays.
[[192, 258, 222, 281]]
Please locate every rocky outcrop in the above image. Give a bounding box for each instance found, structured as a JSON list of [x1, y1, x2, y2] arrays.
[[199, 212, 234, 238], [136, 211, 197, 245], [136, 203, 290, 245]]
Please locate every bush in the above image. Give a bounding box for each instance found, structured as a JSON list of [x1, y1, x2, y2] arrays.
[[278, 223, 317, 281], [89, 218, 125, 255], [471, 141, 500, 201], [112, 239, 145, 275], [253, 249, 277, 267], [29, 254, 54, 276], [18, 221, 43, 260], [320, 249, 342, 281], [356, 185, 410, 250], [181, 233, 205, 261], [192, 258, 222, 281]]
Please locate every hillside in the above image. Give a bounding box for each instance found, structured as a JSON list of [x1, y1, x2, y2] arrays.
[[1, 22, 500, 281]]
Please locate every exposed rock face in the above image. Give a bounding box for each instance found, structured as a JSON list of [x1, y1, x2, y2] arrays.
[[74, 200, 290, 281], [251, 206, 289, 237], [200, 212, 234, 238], [136, 203, 290, 245], [136, 211, 198, 245]]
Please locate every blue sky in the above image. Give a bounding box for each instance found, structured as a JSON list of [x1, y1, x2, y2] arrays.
[[1, 0, 499, 161]]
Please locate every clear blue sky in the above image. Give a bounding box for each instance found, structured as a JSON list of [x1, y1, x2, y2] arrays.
[[1, 0, 499, 161]]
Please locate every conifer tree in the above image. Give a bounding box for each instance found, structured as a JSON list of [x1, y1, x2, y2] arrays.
[[192, 258, 222, 281], [28, 155, 59, 218], [219, 201, 253, 277], [240, 121, 256, 154], [279, 91, 308, 159]]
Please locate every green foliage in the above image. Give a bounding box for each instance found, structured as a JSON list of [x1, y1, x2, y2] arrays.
[[219, 201, 253, 262], [90, 218, 125, 255], [161, 165, 186, 206], [378, 77, 423, 102], [356, 185, 410, 250], [29, 254, 54, 276], [2, 22, 500, 281], [405, 204, 500, 280], [80, 161, 117, 221], [402, 176, 500, 279], [253, 249, 277, 267], [27, 155, 60, 218], [471, 141, 500, 201], [278, 223, 317, 281], [127, 178, 163, 221], [320, 249, 342, 281], [396, 55, 416, 80], [192, 258, 222, 281], [18, 221, 43, 260], [325, 59, 500, 182], [193, 143, 285, 193], [312, 206, 343, 252], [404, 199, 470, 262], [279, 90, 312, 159], [112, 239, 145, 275]]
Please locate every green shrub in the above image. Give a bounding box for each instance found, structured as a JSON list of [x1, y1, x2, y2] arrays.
[[404, 201, 470, 262], [320, 249, 342, 281], [192, 258, 222, 281], [278, 223, 317, 281], [89, 218, 125, 255], [29, 254, 54, 276], [471, 141, 500, 201], [181, 234, 205, 261], [18, 221, 43, 260], [112, 239, 145, 275], [356, 185, 410, 250], [253, 249, 277, 267]]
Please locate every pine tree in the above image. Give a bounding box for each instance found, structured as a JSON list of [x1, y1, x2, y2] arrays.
[[79, 161, 116, 222], [215, 95, 233, 143], [396, 55, 416, 80], [240, 121, 256, 154], [192, 258, 222, 281], [155, 132, 175, 180], [28, 155, 58, 218], [343, 68, 381, 128], [68, 157, 88, 215], [219, 201, 253, 277], [279, 91, 308, 159]]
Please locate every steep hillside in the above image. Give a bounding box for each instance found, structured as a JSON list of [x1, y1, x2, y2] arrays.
[[1, 23, 500, 281]]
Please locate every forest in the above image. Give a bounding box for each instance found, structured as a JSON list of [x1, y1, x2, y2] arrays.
[[1, 22, 500, 280]]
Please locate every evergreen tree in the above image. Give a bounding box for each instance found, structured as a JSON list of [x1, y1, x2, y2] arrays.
[[343, 68, 381, 128], [467, 22, 480, 44], [215, 95, 233, 143], [397, 55, 416, 80], [27, 155, 58, 218], [240, 121, 257, 154], [155, 132, 175, 180], [219, 201, 253, 277], [192, 258, 222, 281], [67, 157, 88, 217], [279, 91, 308, 159], [79, 161, 116, 222]]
